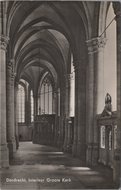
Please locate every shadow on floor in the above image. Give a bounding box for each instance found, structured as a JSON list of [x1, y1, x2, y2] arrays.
[[1, 142, 118, 190]]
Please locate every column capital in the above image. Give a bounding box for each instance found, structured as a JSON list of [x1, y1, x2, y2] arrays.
[[15, 81, 19, 89], [0, 35, 9, 50], [7, 59, 15, 80], [72, 59, 80, 73], [113, 2, 121, 18], [65, 73, 74, 82], [72, 58, 79, 67], [86, 36, 107, 54], [11, 72, 16, 81], [7, 59, 14, 70], [33, 94, 37, 99]]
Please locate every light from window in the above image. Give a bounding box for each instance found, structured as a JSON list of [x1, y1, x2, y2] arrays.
[[39, 77, 53, 114], [30, 90, 34, 122], [114, 125, 117, 149], [18, 84, 25, 123], [109, 129, 112, 150], [100, 126, 105, 148]]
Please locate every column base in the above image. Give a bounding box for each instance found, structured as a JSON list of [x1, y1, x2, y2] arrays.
[[113, 149, 120, 187], [72, 140, 77, 156], [63, 141, 72, 153], [63, 139, 67, 152], [76, 141, 86, 163], [7, 139, 16, 158], [92, 143, 99, 166], [0, 144, 9, 168], [57, 136, 63, 149], [86, 143, 93, 166], [66, 143, 72, 153], [15, 135, 19, 149]]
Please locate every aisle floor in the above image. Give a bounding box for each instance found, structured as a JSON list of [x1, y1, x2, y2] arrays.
[[0, 142, 116, 190]]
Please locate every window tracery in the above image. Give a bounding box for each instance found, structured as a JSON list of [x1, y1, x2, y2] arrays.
[[100, 126, 105, 148], [39, 76, 53, 115], [18, 84, 25, 123]]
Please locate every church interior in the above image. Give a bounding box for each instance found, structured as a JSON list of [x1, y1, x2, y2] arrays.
[[0, 1, 121, 189]]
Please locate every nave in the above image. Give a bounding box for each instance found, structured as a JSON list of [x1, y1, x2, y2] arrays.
[[1, 142, 115, 190]]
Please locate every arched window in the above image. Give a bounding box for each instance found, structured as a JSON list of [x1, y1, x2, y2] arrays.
[[114, 125, 117, 149], [18, 84, 25, 123], [109, 129, 112, 150], [69, 54, 75, 117], [100, 126, 105, 148], [39, 76, 53, 114], [30, 90, 34, 122]]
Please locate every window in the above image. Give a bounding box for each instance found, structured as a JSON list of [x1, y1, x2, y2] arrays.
[[39, 76, 53, 114], [109, 129, 112, 150], [100, 126, 105, 148], [69, 54, 75, 117], [114, 125, 117, 149], [30, 90, 34, 122], [18, 84, 25, 123]]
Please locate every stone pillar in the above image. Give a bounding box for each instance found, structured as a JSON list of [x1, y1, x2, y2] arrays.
[[72, 63, 78, 156], [58, 86, 65, 149], [86, 39, 95, 165], [6, 59, 16, 158], [65, 74, 74, 152], [28, 89, 31, 124], [33, 95, 38, 119], [87, 36, 107, 165], [0, 35, 9, 167], [63, 75, 70, 151], [25, 88, 31, 125], [76, 61, 86, 163], [14, 83, 19, 149], [66, 118, 72, 152], [53, 88, 58, 114], [56, 88, 60, 146], [25, 88, 28, 124], [112, 2, 121, 186], [57, 116, 64, 149], [63, 119, 68, 151], [53, 89, 58, 145]]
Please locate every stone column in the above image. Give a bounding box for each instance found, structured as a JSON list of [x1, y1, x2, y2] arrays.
[[28, 89, 31, 124], [72, 62, 78, 156], [25, 88, 28, 124], [56, 88, 60, 146], [112, 2, 121, 186], [0, 35, 9, 167], [85, 39, 95, 165], [53, 89, 58, 145], [63, 118, 68, 151], [6, 59, 16, 158], [63, 75, 70, 151], [33, 95, 38, 119], [66, 74, 74, 152], [66, 118, 72, 152], [52, 90, 58, 114], [14, 83, 19, 149], [25, 87, 31, 125], [76, 61, 86, 163], [87, 36, 107, 165], [58, 86, 65, 149]]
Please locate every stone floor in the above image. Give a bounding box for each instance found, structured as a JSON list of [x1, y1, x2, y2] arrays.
[[0, 142, 117, 190]]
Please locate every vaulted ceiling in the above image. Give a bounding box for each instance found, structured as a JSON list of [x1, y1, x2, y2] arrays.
[[6, 1, 102, 92]]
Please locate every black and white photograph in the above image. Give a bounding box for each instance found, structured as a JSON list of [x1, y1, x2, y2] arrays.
[[0, 1, 121, 189]]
